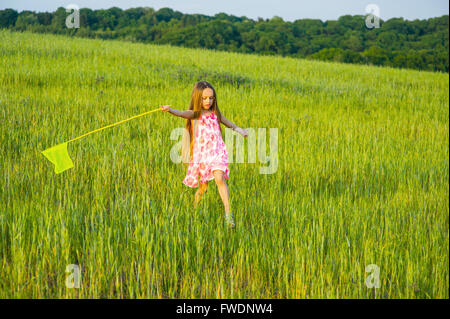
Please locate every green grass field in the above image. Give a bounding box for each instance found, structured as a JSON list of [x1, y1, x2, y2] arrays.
[[0, 29, 448, 298]]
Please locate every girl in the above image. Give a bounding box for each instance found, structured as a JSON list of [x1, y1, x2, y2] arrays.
[[161, 81, 248, 228]]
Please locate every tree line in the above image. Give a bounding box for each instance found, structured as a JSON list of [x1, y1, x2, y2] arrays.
[[0, 7, 448, 72]]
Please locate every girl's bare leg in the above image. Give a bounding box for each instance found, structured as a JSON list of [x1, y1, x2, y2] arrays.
[[213, 170, 234, 227], [194, 182, 208, 208]]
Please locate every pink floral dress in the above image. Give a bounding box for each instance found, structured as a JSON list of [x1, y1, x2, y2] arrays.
[[182, 111, 230, 188]]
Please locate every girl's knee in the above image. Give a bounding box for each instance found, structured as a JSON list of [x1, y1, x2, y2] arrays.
[[213, 170, 226, 186]]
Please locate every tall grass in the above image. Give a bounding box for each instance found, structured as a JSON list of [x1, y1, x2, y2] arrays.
[[0, 29, 448, 298]]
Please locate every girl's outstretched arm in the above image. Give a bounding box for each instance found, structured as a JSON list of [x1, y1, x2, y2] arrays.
[[220, 113, 249, 137], [160, 105, 194, 119], [220, 113, 238, 130]]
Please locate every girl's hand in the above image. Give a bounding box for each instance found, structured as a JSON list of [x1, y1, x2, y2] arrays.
[[236, 127, 249, 138], [160, 105, 171, 112]]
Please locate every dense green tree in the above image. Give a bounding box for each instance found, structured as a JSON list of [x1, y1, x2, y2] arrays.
[[50, 7, 67, 30], [0, 9, 18, 28], [36, 12, 52, 25], [155, 7, 182, 23], [363, 46, 388, 66], [15, 11, 39, 30], [80, 8, 99, 29]]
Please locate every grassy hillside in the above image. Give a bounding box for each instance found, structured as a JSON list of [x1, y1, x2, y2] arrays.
[[0, 29, 448, 298]]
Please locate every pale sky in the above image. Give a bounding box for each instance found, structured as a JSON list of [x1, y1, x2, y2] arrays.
[[0, 0, 448, 22]]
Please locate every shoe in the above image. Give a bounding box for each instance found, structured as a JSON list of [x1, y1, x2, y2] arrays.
[[225, 213, 235, 229]]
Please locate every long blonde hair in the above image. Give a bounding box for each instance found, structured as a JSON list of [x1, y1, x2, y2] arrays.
[[181, 81, 223, 167]]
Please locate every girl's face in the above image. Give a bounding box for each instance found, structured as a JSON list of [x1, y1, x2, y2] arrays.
[[201, 88, 215, 110]]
